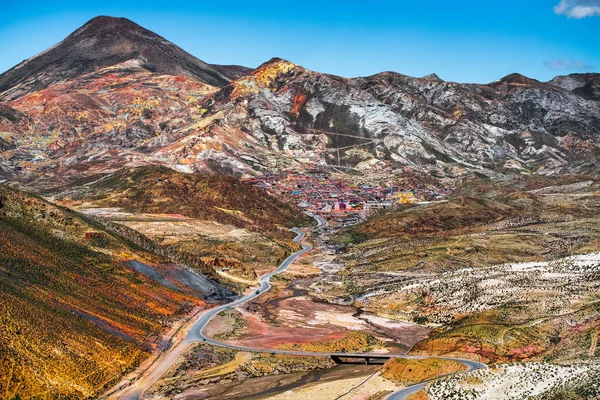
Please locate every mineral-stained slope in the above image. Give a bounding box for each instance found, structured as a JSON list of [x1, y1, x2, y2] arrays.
[[198, 59, 600, 178], [0, 185, 216, 399], [2, 63, 220, 187], [54, 165, 313, 240], [0, 16, 599, 186]]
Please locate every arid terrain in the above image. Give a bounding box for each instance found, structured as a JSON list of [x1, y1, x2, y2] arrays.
[[50, 165, 310, 288], [0, 166, 311, 399], [4, 173, 600, 400], [423, 362, 600, 399], [0, 185, 209, 399], [0, 11, 599, 400]]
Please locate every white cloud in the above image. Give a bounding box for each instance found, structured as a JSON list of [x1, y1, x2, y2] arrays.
[[554, 0, 600, 18], [544, 59, 594, 70]]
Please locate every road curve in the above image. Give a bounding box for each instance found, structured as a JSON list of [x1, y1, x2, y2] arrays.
[[117, 215, 323, 400], [184, 221, 321, 344], [386, 358, 486, 400], [117, 214, 485, 399]]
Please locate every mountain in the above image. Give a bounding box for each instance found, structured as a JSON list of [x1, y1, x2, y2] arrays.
[[155, 58, 599, 179], [422, 73, 444, 82], [0, 17, 599, 188], [550, 73, 600, 101], [0, 16, 245, 101]]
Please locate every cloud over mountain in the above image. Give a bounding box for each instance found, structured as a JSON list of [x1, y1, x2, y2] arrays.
[[544, 59, 594, 70], [554, 0, 600, 18]]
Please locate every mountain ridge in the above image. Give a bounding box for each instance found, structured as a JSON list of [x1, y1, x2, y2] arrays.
[[0, 16, 598, 186], [1, 16, 594, 96]]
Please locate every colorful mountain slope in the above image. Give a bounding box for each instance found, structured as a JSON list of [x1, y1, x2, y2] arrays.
[[0, 185, 207, 399], [0, 17, 598, 186], [0, 16, 242, 101]]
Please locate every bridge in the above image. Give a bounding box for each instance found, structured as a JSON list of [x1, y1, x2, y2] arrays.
[[330, 353, 393, 365]]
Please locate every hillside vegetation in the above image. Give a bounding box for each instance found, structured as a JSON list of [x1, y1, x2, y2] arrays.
[[335, 175, 600, 272], [51, 166, 309, 286], [0, 185, 203, 399], [55, 165, 312, 240], [381, 358, 466, 386]]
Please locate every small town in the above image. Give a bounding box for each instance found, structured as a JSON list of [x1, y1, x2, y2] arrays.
[[244, 172, 452, 217]]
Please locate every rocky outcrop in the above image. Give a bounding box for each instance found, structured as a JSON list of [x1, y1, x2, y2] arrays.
[[177, 59, 599, 179]]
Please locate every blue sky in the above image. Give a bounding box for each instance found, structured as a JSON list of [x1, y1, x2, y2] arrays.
[[1, 0, 598, 83]]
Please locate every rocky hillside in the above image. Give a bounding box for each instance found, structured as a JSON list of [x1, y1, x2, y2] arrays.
[[333, 175, 600, 270], [1, 62, 220, 187], [318, 176, 600, 364], [187, 59, 598, 178], [0, 185, 218, 399], [0, 16, 598, 186]]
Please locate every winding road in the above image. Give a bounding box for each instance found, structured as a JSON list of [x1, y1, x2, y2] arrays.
[[116, 214, 485, 400], [385, 358, 485, 400]]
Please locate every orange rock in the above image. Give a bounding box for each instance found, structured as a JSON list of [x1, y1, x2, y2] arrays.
[[291, 93, 308, 118]]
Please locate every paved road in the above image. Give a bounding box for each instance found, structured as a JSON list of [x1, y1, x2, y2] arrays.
[[185, 225, 316, 344], [386, 358, 486, 400], [117, 214, 485, 399], [117, 215, 323, 399]]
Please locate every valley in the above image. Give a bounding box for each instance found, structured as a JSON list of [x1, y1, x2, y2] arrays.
[[0, 12, 599, 400], [99, 176, 599, 400], [109, 176, 599, 400], [106, 215, 482, 400], [0, 168, 310, 399], [2, 157, 600, 400]]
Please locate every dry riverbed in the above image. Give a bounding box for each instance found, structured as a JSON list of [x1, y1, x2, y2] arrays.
[[144, 247, 433, 399], [204, 258, 430, 354]]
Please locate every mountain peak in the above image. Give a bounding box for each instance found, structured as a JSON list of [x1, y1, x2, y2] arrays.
[[550, 72, 600, 100], [69, 16, 161, 42], [68, 16, 139, 37], [422, 73, 444, 82], [251, 57, 302, 80], [0, 16, 238, 100], [493, 73, 540, 86], [82, 15, 138, 27], [256, 57, 297, 69]]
